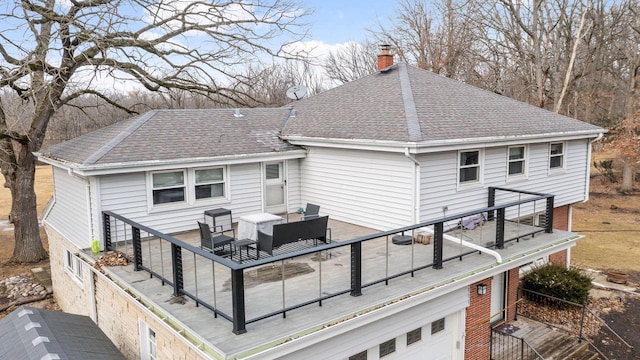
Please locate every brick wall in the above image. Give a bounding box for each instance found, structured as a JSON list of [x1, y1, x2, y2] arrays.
[[505, 268, 520, 321], [45, 225, 211, 360], [464, 278, 492, 360], [549, 204, 570, 267]]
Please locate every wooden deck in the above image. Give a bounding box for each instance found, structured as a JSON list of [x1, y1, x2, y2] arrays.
[[492, 317, 599, 360]]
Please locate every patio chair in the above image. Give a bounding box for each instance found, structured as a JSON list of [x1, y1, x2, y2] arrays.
[[303, 203, 320, 220], [198, 221, 234, 256]]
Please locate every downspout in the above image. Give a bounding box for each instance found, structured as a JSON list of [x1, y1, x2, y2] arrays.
[[404, 148, 420, 225], [419, 227, 503, 263], [584, 133, 604, 203]]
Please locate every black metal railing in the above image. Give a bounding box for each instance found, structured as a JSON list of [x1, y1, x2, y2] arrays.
[[490, 327, 543, 360], [517, 288, 637, 360], [101, 187, 555, 334]]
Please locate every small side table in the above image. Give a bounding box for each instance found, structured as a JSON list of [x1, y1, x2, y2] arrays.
[[234, 239, 257, 261]]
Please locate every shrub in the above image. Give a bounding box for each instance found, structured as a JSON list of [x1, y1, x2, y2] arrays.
[[523, 263, 592, 305], [594, 159, 617, 183]]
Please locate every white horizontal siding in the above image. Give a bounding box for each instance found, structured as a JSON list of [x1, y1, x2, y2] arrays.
[[300, 147, 415, 230], [98, 163, 266, 236], [419, 139, 590, 223], [45, 167, 91, 248], [286, 159, 302, 214]]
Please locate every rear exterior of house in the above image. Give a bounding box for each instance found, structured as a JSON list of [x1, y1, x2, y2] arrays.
[[37, 58, 603, 359]]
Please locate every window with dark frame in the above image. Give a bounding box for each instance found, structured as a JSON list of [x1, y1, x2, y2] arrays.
[[431, 317, 445, 334], [459, 150, 480, 183], [348, 350, 367, 360], [379, 338, 396, 357], [549, 142, 564, 169], [508, 146, 525, 175], [407, 327, 422, 345]]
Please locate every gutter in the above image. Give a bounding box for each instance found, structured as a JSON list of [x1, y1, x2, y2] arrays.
[[284, 130, 605, 153], [35, 150, 307, 176]]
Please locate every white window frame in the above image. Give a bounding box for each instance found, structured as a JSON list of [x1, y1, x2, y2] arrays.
[[549, 142, 565, 171], [192, 166, 227, 203], [507, 145, 527, 179], [139, 320, 158, 360], [150, 169, 187, 206], [147, 166, 230, 211], [63, 248, 83, 284], [458, 149, 482, 186]]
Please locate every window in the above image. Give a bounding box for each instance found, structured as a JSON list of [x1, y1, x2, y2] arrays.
[[348, 351, 367, 360], [407, 327, 422, 345], [152, 170, 185, 204], [431, 317, 445, 334], [549, 142, 564, 169], [139, 320, 158, 360], [508, 146, 526, 175], [63, 248, 83, 283], [195, 167, 225, 200], [379, 339, 396, 357], [459, 150, 480, 183]]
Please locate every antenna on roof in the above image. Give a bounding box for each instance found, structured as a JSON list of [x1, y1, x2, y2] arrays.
[[286, 85, 307, 101]]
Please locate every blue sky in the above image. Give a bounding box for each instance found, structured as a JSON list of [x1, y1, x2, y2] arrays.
[[303, 1, 396, 44]]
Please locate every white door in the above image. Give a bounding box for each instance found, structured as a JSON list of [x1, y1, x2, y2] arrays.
[[491, 273, 506, 323], [265, 162, 286, 214]]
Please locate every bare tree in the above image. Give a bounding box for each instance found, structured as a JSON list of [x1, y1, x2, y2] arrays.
[[371, 0, 479, 80], [324, 41, 378, 84], [0, 0, 309, 262]]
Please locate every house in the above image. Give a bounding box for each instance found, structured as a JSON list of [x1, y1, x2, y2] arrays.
[[36, 50, 604, 360], [0, 306, 125, 359]]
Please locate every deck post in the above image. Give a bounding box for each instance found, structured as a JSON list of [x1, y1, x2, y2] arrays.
[[545, 196, 554, 233], [433, 222, 443, 269], [171, 244, 183, 297], [350, 242, 362, 296], [231, 269, 247, 334], [132, 227, 142, 271], [496, 208, 505, 249], [103, 213, 112, 250], [487, 187, 496, 221]]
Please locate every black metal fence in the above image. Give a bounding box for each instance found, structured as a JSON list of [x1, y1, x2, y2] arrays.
[[101, 187, 554, 334], [490, 328, 543, 360], [517, 288, 637, 360]]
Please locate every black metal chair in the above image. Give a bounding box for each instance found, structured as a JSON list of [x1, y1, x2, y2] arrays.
[[303, 203, 320, 220], [198, 221, 234, 256]]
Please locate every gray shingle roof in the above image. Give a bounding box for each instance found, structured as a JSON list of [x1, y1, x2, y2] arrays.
[[41, 108, 298, 165], [40, 63, 603, 166], [285, 63, 603, 142], [0, 306, 125, 360]]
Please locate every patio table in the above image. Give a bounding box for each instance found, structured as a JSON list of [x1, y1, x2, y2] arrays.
[[237, 213, 284, 241]]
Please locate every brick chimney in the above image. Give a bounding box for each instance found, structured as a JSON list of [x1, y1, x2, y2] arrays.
[[377, 44, 394, 70]]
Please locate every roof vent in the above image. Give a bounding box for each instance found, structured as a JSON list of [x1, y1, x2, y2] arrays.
[[234, 109, 244, 118], [290, 109, 297, 117], [32, 336, 50, 346], [18, 309, 34, 317], [25, 322, 41, 331]]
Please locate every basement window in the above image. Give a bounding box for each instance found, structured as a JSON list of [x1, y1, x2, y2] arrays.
[[63, 248, 83, 283]]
